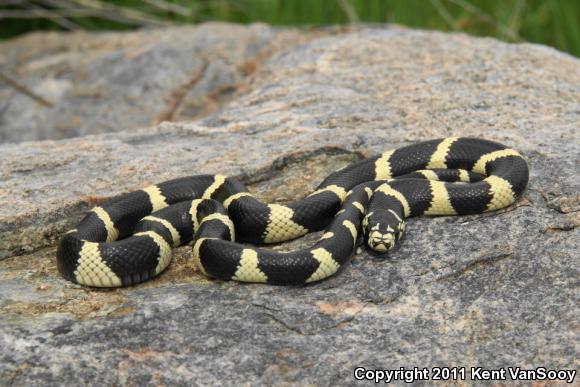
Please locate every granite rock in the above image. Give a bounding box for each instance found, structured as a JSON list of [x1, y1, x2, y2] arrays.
[[0, 22, 294, 143], [0, 25, 578, 385]]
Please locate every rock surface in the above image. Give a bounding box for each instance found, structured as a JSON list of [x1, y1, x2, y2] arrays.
[[1, 24, 579, 385], [0, 23, 306, 143]]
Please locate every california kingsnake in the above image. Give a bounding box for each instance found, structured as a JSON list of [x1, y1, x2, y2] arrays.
[[57, 137, 529, 287]]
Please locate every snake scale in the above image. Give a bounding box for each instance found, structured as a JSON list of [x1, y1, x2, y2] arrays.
[[57, 137, 529, 287]]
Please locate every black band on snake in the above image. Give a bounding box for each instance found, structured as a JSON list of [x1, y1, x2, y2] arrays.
[[56, 137, 529, 287]]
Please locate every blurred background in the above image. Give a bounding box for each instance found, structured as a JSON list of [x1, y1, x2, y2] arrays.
[[1, 0, 579, 57]]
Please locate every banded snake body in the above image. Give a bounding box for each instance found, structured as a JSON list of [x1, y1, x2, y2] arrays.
[[57, 137, 529, 287]]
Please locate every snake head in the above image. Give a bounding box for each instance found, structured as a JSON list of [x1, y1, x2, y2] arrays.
[[363, 210, 405, 253]]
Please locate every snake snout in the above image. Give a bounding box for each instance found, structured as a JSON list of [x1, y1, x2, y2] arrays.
[[367, 229, 396, 252]]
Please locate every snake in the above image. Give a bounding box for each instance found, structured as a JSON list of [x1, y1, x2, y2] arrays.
[[57, 137, 529, 287]]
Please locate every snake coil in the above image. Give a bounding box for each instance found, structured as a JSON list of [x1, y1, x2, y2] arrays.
[[57, 137, 529, 287]]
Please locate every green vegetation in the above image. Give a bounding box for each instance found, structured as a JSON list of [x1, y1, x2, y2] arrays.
[[1, 0, 579, 56]]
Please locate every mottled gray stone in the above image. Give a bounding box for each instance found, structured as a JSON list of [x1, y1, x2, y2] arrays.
[[0, 22, 284, 143], [0, 25, 579, 385]]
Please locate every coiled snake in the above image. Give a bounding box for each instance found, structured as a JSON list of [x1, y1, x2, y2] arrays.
[[57, 137, 529, 287]]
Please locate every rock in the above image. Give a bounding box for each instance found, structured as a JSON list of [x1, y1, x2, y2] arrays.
[[0, 22, 296, 143], [1, 25, 578, 385]]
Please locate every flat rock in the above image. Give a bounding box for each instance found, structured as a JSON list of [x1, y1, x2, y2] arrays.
[[1, 25, 578, 385]]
